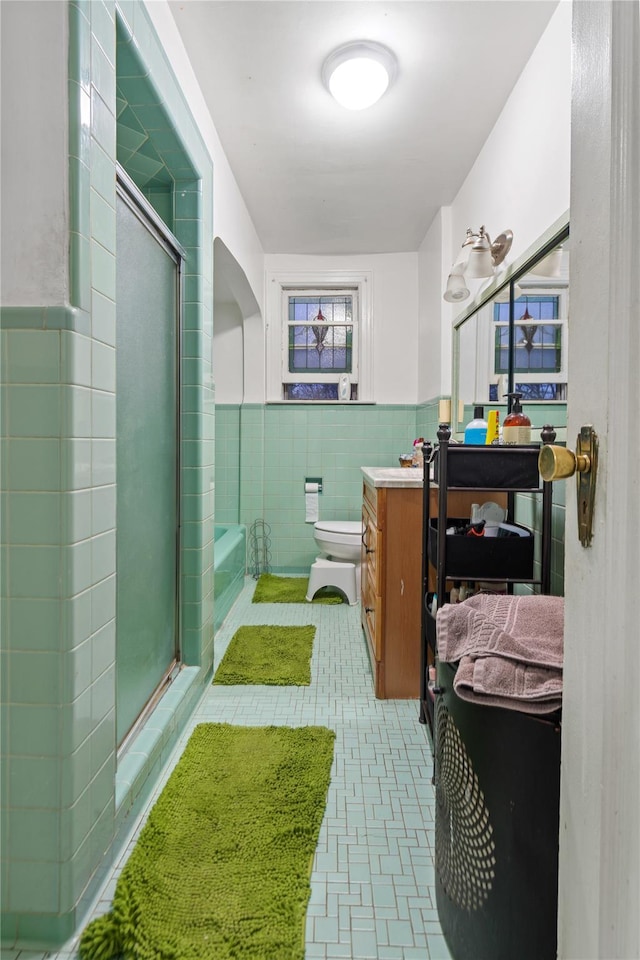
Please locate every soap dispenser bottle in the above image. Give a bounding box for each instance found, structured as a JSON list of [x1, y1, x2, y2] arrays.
[[464, 406, 488, 444], [502, 393, 531, 444]]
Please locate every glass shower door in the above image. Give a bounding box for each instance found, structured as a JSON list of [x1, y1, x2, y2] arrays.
[[115, 178, 181, 746]]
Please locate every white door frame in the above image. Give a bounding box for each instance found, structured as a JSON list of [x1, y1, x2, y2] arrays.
[[558, 3, 640, 957]]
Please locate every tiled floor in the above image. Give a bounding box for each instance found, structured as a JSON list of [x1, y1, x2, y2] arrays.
[[3, 576, 451, 960]]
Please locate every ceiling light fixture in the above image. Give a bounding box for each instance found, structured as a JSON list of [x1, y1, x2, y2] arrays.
[[443, 226, 513, 303], [322, 41, 397, 111]]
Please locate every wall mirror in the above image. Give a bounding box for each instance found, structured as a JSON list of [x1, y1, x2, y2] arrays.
[[451, 218, 570, 440]]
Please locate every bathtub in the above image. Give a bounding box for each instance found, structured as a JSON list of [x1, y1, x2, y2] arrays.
[[213, 524, 247, 632]]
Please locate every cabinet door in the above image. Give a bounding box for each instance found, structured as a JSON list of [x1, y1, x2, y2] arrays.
[[382, 488, 422, 698], [362, 504, 383, 595], [362, 479, 378, 523], [361, 571, 383, 661]]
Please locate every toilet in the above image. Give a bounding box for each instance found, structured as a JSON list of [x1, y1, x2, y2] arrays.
[[306, 520, 364, 605]]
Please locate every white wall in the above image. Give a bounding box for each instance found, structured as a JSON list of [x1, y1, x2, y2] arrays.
[[212, 301, 244, 403], [418, 207, 452, 403], [451, 1, 572, 267], [264, 252, 419, 405], [145, 2, 265, 315], [0, 1, 69, 306], [420, 0, 572, 399]]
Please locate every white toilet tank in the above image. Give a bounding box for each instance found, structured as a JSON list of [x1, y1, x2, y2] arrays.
[[313, 520, 364, 562]]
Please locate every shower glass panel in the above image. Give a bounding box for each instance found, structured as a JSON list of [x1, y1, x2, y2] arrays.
[[115, 185, 180, 745]]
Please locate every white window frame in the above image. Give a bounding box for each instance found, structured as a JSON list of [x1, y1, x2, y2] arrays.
[[266, 270, 373, 401]]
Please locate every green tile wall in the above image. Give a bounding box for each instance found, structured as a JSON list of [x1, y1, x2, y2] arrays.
[[214, 405, 241, 523], [416, 398, 443, 445], [224, 403, 421, 572], [514, 482, 566, 597], [213, 398, 566, 590], [1, 0, 214, 949]]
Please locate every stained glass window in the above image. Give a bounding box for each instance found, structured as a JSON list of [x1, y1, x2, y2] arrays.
[[492, 293, 566, 402], [283, 290, 358, 399]]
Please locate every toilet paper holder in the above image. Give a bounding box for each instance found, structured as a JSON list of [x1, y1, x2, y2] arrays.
[[305, 477, 323, 493]]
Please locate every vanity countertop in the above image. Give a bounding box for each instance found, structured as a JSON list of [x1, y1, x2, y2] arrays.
[[361, 466, 424, 488]]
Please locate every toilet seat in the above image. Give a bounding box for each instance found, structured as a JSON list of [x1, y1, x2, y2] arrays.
[[314, 520, 363, 534], [313, 520, 364, 545]]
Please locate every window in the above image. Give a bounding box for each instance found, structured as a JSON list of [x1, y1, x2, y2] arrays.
[[266, 271, 372, 401], [490, 290, 568, 402], [284, 290, 357, 400]]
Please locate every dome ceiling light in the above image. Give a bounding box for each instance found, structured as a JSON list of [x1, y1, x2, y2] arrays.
[[322, 41, 398, 111]]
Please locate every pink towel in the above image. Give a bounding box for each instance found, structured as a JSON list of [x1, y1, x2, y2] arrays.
[[436, 594, 564, 714], [436, 594, 564, 669], [454, 654, 563, 715]]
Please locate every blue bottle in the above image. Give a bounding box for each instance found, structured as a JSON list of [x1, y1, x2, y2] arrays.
[[464, 406, 488, 444]]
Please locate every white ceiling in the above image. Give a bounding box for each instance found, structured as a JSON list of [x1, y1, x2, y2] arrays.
[[168, 1, 559, 255]]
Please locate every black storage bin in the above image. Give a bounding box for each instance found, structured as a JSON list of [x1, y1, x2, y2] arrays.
[[434, 661, 561, 960], [434, 445, 541, 490], [429, 518, 534, 580]]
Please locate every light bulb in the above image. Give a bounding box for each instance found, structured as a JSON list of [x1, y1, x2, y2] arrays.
[[443, 271, 470, 303], [329, 57, 389, 110], [323, 41, 397, 111]]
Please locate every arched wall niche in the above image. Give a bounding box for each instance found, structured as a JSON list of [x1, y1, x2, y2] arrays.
[[213, 236, 262, 403]]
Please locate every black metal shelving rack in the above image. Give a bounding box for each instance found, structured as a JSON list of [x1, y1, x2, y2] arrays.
[[419, 423, 554, 736], [419, 423, 563, 960]]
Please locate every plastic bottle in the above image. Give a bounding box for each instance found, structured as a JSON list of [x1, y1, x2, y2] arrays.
[[412, 438, 424, 468], [485, 410, 500, 444], [464, 406, 488, 444], [502, 393, 532, 444]]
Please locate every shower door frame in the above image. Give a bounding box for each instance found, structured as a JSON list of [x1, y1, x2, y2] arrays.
[[115, 165, 186, 753]]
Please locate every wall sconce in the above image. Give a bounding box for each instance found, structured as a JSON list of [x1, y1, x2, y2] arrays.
[[528, 245, 563, 278], [443, 226, 513, 303]]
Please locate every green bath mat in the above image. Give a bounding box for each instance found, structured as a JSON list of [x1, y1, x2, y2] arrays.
[[213, 624, 316, 685], [253, 572, 344, 604], [79, 723, 335, 960]]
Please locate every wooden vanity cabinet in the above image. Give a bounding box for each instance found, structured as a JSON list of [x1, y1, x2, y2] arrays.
[[361, 474, 499, 699], [361, 479, 422, 698]]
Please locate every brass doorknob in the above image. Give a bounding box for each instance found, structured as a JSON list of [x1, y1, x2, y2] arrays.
[[538, 444, 591, 482], [538, 426, 598, 548]]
